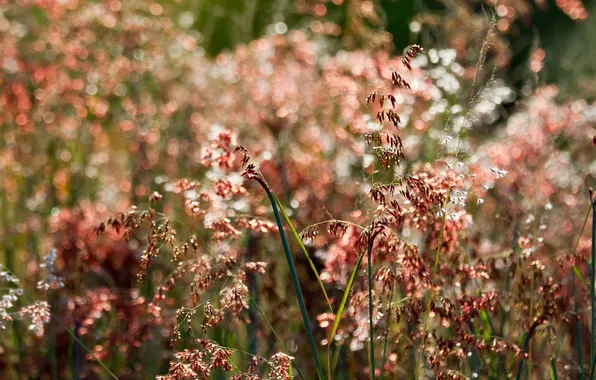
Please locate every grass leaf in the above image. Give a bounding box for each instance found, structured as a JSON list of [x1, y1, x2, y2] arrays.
[[329, 250, 365, 378], [273, 193, 333, 313], [266, 189, 324, 380]]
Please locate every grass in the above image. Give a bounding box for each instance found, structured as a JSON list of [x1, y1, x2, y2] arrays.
[[1, 4, 594, 378], [264, 185, 324, 380], [590, 199, 596, 380]]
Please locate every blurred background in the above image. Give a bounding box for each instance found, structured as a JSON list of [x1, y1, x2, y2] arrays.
[[1, 0, 595, 379]]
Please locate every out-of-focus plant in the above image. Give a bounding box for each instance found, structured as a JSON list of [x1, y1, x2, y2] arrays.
[[1, 0, 595, 379]]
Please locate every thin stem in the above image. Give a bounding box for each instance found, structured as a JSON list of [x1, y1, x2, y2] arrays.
[[551, 358, 559, 380], [528, 272, 535, 378], [417, 190, 451, 379], [247, 297, 306, 380], [379, 267, 396, 380], [368, 239, 375, 380], [572, 203, 593, 287], [592, 202, 595, 370], [53, 311, 119, 379], [328, 250, 366, 378], [591, 200, 596, 380], [515, 319, 541, 380], [573, 275, 586, 380], [497, 217, 520, 378], [367, 163, 376, 379]]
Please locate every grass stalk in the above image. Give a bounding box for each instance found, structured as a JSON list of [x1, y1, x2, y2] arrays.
[[244, 231, 259, 358], [265, 189, 324, 380], [247, 297, 306, 380], [550, 358, 559, 380], [272, 192, 338, 379], [379, 265, 396, 380], [53, 312, 119, 379], [591, 199, 596, 380], [592, 200, 596, 372], [367, 240, 375, 380], [573, 275, 586, 380], [497, 217, 520, 378], [272, 193, 333, 312], [515, 319, 540, 380], [572, 203, 593, 287], [329, 251, 365, 377], [417, 190, 451, 379]]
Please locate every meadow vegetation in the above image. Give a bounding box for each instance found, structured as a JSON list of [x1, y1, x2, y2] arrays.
[[0, 0, 595, 379]]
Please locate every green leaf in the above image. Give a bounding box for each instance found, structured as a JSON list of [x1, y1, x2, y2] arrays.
[[550, 358, 558, 380], [574, 266, 587, 288], [266, 190, 324, 380], [329, 251, 365, 377], [273, 193, 333, 313]]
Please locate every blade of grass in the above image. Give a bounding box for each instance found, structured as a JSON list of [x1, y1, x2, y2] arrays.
[[52, 312, 119, 380], [509, 333, 526, 373], [467, 321, 482, 377], [367, 240, 375, 380], [550, 358, 558, 380], [497, 217, 520, 379], [590, 199, 596, 366], [418, 189, 451, 380], [573, 275, 586, 380], [478, 309, 501, 378], [591, 199, 596, 380], [245, 231, 259, 359], [549, 319, 564, 380], [273, 193, 337, 378], [266, 189, 324, 380], [330, 342, 342, 377], [273, 193, 333, 313], [515, 320, 540, 380], [248, 297, 306, 380], [565, 201, 593, 380], [329, 250, 365, 378], [575, 267, 588, 288], [572, 203, 593, 288], [379, 265, 396, 380], [548, 322, 560, 380]]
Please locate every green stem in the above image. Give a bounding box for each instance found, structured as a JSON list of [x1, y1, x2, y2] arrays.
[[515, 319, 540, 380], [247, 297, 306, 380], [551, 357, 559, 380], [368, 240, 375, 380], [379, 269, 395, 380], [573, 276, 586, 380], [266, 189, 324, 380], [53, 312, 119, 379], [590, 200, 596, 372], [572, 203, 593, 287], [591, 200, 596, 380], [329, 251, 366, 378]]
